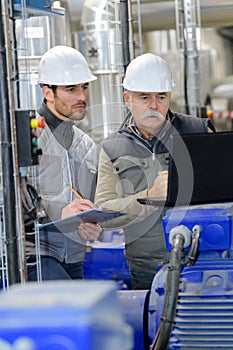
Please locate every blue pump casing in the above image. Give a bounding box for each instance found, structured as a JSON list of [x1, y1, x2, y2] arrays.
[[162, 203, 233, 252], [0, 281, 133, 350], [83, 231, 131, 289], [147, 203, 233, 349]]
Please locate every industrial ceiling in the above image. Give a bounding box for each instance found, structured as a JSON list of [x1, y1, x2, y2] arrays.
[[65, 0, 233, 32]]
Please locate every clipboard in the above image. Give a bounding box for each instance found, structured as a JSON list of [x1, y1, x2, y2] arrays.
[[38, 208, 126, 233]]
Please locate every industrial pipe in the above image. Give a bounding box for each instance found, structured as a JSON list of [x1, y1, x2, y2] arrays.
[[0, 0, 20, 285], [120, 0, 131, 72]]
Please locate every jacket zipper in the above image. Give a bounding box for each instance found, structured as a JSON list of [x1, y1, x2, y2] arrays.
[[123, 124, 157, 163]]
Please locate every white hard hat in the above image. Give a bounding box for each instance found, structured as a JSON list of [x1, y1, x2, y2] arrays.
[[123, 53, 175, 92], [38, 45, 97, 85]]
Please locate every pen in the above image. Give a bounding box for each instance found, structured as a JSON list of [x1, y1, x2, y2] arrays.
[[66, 183, 83, 199]]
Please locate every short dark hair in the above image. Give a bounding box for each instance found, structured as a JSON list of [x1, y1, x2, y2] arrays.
[[40, 84, 57, 94]]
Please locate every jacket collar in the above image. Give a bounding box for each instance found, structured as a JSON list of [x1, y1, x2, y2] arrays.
[[37, 102, 74, 150]]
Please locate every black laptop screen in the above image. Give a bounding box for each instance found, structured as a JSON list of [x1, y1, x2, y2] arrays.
[[167, 131, 233, 206]]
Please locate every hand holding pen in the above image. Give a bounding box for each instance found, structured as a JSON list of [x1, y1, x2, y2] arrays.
[[61, 184, 103, 241], [62, 184, 95, 218]]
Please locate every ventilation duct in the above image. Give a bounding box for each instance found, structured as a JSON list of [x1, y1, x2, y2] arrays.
[[74, 0, 126, 143], [67, 0, 233, 32]]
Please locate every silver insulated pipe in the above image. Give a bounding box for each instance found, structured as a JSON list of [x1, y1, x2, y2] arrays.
[[76, 0, 126, 143]]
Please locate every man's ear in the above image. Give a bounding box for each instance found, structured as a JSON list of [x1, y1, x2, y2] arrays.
[[42, 86, 54, 103], [123, 91, 131, 108]]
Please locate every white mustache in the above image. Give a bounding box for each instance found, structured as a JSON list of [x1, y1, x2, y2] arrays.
[[140, 110, 165, 120]]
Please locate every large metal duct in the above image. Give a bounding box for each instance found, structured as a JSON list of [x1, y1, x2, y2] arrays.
[[66, 0, 233, 32], [134, 0, 233, 31], [74, 0, 126, 143]]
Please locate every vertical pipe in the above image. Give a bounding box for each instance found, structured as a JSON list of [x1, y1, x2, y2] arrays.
[[8, 0, 20, 109], [0, 0, 20, 285], [120, 0, 131, 72], [183, 0, 200, 117], [127, 0, 135, 61], [175, 0, 201, 116]]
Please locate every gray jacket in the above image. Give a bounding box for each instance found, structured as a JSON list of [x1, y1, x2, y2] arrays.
[[95, 110, 215, 273], [27, 103, 98, 263]]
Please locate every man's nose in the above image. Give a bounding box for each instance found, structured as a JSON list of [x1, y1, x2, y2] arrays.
[[149, 95, 159, 109], [73, 86, 87, 100], [76, 90, 86, 100]]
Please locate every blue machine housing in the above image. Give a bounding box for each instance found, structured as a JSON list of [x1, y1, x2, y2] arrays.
[[83, 231, 131, 289], [147, 203, 233, 349], [162, 203, 233, 252], [118, 203, 233, 350], [0, 281, 133, 350]]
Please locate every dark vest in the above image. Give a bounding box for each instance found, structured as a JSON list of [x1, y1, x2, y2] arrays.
[[100, 112, 215, 273]]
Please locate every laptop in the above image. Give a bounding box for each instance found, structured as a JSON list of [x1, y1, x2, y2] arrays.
[[137, 131, 233, 207]]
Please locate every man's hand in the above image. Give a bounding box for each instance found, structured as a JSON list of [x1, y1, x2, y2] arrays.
[[147, 170, 168, 198], [61, 198, 95, 219], [61, 199, 102, 241], [78, 222, 103, 241]]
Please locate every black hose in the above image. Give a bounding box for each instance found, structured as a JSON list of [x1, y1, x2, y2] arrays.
[[21, 176, 46, 232], [21, 177, 32, 212], [151, 234, 185, 350]]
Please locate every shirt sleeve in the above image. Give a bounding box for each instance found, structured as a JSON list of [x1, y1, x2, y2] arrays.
[[94, 148, 159, 229]]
